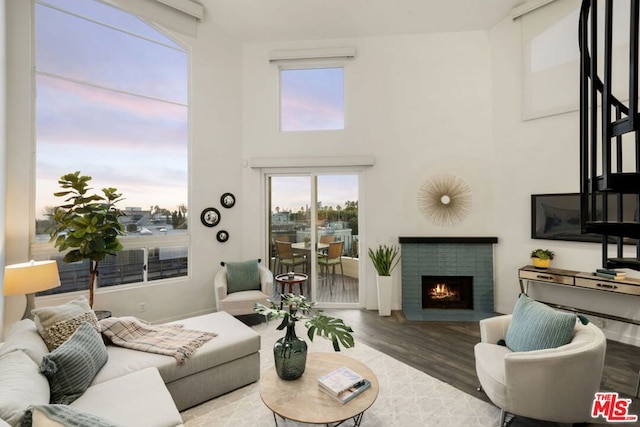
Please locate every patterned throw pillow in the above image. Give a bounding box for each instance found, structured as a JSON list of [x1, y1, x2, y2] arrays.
[[505, 294, 577, 352], [225, 259, 261, 293], [32, 296, 100, 351], [40, 322, 108, 405]]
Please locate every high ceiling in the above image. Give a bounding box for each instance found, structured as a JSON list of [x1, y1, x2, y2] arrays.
[[202, 0, 527, 42]]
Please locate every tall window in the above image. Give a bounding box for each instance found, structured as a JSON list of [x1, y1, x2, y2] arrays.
[[280, 67, 344, 131], [33, 0, 189, 293]]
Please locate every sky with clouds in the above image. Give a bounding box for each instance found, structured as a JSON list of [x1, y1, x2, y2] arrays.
[[35, 0, 350, 219], [280, 68, 345, 131], [35, 0, 188, 218], [271, 175, 358, 214]]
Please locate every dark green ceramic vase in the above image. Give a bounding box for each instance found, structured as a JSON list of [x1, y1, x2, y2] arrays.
[[273, 323, 308, 380]]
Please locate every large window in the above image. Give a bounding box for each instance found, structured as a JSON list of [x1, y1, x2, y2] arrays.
[[280, 67, 345, 131], [33, 0, 189, 293]]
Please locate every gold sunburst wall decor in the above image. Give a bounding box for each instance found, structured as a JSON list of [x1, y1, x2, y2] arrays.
[[417, 174, 472, 227]]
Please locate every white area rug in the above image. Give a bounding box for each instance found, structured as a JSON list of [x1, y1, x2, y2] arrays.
[[181, 322, 500, 426]]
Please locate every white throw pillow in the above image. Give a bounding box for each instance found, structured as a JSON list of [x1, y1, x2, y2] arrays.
[[0, 350, 50, 426], [0, 319, 49, 365]]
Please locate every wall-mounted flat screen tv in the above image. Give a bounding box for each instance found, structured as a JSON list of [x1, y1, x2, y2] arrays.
[[531, 192, 639, 244]]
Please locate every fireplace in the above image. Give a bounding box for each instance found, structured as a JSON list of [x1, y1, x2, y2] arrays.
[[399, 236, 497, 321], [422, 276, 473, 310]]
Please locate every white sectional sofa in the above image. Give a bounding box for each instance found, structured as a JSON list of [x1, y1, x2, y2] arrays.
[[0, 310, 261, 427], [95, 311, 262, 411]]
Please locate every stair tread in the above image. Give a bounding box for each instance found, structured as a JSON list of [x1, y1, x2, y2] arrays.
[[593, 173, 640, 193], [585, 221, 640, 238], [606, 258, 640, 270]]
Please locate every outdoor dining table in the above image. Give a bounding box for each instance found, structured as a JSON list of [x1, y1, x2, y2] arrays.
[[291, 241, 330, 252], [291, 241, 330, 274]]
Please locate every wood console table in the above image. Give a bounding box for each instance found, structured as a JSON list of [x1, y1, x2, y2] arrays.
[[518, 265, 640, 325]]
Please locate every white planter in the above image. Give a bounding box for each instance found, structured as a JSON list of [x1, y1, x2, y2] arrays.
[[376, 275, 393, 316]]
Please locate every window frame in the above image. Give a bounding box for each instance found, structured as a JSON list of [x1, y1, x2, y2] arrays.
[[262, 167, 365, 309], [30, 234, 191, 295], [30, 0, 192, 294], [277, 59, 347, 132]]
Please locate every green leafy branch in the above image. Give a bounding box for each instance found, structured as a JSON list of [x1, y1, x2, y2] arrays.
[[254, 293, 355, 352], [46, 171, 126, 307]]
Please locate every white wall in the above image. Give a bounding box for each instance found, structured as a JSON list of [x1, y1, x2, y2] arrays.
[[241, 32, 495, 310], [4, 0, 33, 334], [490, 13, 640, 345], [3, 1, 639, 346], [0, 0, 7, 338], [240, 13, 640, 345]]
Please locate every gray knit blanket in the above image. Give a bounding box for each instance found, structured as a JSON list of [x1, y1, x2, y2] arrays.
[[99, 316, 217, 364]]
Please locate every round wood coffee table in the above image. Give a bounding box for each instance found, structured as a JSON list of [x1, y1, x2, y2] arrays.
[[259, 352, 379, 426]]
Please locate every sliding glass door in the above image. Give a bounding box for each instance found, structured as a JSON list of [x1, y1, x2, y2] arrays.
[[268, 173, 360, 306]]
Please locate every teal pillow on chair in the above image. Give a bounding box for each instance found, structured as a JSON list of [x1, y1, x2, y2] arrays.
[[505, 294, 577, 352], [225, 259, 261, 294]]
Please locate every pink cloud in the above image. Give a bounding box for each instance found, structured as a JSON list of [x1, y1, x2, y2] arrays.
[[39, 75, 186, 121], [281, 94, 344, 131]]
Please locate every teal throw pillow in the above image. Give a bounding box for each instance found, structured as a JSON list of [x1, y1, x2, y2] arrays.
[[504, 294, 577, 352], [23, 404, 118, 427], [40, 322, 108, 404], [225, 259, 261, 294]]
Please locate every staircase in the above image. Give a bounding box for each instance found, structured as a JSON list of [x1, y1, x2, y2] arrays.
[[579, 0, 640, 270]]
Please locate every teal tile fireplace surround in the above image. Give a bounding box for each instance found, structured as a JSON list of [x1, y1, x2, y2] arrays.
[[399, 237, 497, 321]]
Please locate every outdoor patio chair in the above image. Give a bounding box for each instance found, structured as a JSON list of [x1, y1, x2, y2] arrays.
[[275, 241, 307, 274], [317, 241, 345, 294]]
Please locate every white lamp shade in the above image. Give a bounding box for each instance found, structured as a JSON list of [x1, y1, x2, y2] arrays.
[[3, 260, 61, 296]]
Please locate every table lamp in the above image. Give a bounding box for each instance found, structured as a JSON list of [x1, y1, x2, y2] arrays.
[[3, 260, 61, 320]]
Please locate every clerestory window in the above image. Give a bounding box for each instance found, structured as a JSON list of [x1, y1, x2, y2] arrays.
[[33, 0, 190, 294], [280, 66, 345, 131]]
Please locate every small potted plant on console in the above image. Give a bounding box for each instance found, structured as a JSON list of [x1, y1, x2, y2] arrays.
[[530, 248, 554, 269]]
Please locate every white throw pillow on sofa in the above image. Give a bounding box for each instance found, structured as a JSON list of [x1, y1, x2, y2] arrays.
[[0, 319, 49, 365], [0, 350, 50, 426]]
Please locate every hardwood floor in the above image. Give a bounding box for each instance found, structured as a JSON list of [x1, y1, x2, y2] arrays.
[[314, 274, 358, 303], [320, 308, 640, 427]]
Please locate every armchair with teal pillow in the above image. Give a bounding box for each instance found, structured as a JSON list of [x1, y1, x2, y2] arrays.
[[214, 259, 273, 316], [474, 294, 606, 426], [504, 293, 584, 351]]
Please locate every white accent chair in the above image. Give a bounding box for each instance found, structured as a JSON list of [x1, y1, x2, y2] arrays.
[[474, 314, 607, 426], [214, 263, 273, 316]]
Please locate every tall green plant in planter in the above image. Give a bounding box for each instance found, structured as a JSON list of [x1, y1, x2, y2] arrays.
[[368, 245, 400, 316], [47, 172, 126, 307], [368, 245, 401, 276]]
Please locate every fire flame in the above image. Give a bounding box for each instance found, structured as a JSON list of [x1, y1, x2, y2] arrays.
[[429, 283, 460, 301]]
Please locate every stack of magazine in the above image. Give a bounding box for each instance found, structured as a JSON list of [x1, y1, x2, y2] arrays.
[[594, 268, 626, 281], [317, 366, 371, 404]]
